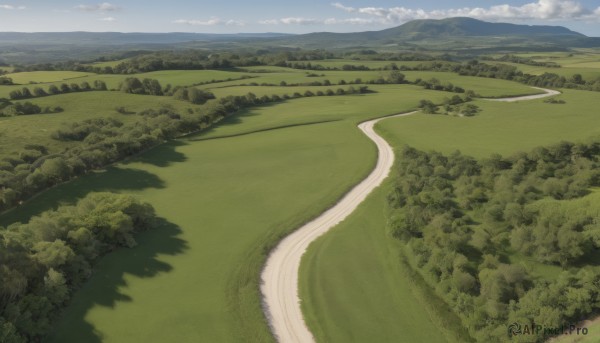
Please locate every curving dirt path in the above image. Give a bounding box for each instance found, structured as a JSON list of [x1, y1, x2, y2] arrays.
[[260, 87, 560, 343], [484, 87, 561, 102]]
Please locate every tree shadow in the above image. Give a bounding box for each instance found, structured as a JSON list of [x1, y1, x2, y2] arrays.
[[0, 166, 166, 226], [130, 140, 188, 168], [184, 106, 266, 141], [46, 217, 188, 343]]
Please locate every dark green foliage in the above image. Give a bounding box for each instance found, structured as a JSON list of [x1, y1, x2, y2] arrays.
[[0, 192, 157, 342], [171, 87, 216, 104], [388, 142, 600, 342], [418, 99, 438, 114], [543, 98, 566, 104]]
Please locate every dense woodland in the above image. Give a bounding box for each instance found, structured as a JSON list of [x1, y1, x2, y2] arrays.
[[0, 192, 158, 342], [388, 142, 600, 342]]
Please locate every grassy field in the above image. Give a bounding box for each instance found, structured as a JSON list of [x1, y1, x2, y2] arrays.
[[4, 70, 92, 84], [550, 317, 600, 342], [0, 92, 198, 158], [0, 84, 460, 343], [1, 66, 542, 100], [2, 118, 375, 343], [300, 180, 454, 343], [1, 63, 596, 343], [302, 59, 456, 69], [300, 88, 600, 343], [377, 89, 600, 158]]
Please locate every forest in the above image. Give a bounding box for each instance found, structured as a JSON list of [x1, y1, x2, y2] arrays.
[[388, 141, 600, 342], [0, 192, 158, 342]]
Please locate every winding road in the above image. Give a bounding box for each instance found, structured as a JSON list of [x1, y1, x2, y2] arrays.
[[260, 87, 560, 343]]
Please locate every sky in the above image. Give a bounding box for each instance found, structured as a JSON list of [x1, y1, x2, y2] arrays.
[[0, 0, 599, 36]]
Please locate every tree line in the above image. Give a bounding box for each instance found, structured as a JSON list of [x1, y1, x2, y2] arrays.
[[0, 102, 63, 117], [388, 141, 600, 342], [0, 192, 158, 342], [8, 80, 107, 100], [0, 86, 370, 213], [481, 54, 561, 68]]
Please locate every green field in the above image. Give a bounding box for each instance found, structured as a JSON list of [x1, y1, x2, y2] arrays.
[[302, 59, 455, 69], [300, 181, 455, 343], [1, 62, 599, 343], [0, 84, 458, 342], [298, 87, 600, 343], [0, 92, 199, 158], [4, 71, 92, 84], [377, 89, 600, 158]]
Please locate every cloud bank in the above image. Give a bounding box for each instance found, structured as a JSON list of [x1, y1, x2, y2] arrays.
[[331, 0, 600, 24], [0, 4, 26, 10], [174, 18, 245, 26], [76, 2, 120, 12]]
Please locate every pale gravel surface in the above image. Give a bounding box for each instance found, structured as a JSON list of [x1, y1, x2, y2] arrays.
[[484, 87, 561, 102], [260, 87, 560, 343]]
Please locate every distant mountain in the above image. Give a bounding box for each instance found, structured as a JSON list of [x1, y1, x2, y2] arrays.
[[266, 17, 595, 50], [0, 18, 598, 64], [379, 17, 585, 38]]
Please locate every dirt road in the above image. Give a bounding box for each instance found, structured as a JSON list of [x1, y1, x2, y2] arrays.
[[260, 87, 560, 343]]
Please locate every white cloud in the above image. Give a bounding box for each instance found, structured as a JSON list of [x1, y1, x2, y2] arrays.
[[173, 18, 245, 26], [331, 0, 600, 24], [76, 2, 120, 12], [260, 16, 379, 26], [99, 16, 116, 22], [0, 4, 26, 10], [259, 17, 320, 25]]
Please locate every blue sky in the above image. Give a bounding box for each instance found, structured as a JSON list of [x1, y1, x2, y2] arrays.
[[1, 0, 599, 36]]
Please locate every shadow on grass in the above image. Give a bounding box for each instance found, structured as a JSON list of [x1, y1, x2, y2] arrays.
[[0, 139, 194, 227], [184, 107, 261, 141], [132, 140, 188, 168], [46, 217, 188, 343], [0, 166, 166, 227]]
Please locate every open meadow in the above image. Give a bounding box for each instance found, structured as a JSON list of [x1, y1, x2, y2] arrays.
[[300, 87, 600, 342], [1, 54, 600, 343]]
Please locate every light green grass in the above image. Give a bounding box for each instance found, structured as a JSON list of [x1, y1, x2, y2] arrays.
[[0, 92, 198, 158], [2, 119, 375, 343], [0, 70, 253, 98], [196, 85, 453, 141], [496, 62, 600, 80], [377, 89, 600, 158], [400, 71, 545, 97], [0, 86, 456, 342], [0, 70, 584, 343], [300, 180, 453, 342], [4, 71, 93, 84], [550, 317, 600, 342], [301, 59, 455, 69], [301, 87, 600, 343]]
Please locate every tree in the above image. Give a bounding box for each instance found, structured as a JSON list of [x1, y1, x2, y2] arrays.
[[120, 77, 144, 94], [47, 85, 60, 95], [386, 70, 406, 84], [419, 99, 437, 114], [93, 80, 107, 91], [38, 157, 70, 183], [32, 87, 47, 97]]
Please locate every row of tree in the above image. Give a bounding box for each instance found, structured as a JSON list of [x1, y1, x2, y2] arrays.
[[8, 50, 444, 75], [8, 81, 107, 100], [0, 86, 371, 212], [0, 102, 63, 117], [0, 192, 158, 342], [481, 54, 561, 68], [388, 141, 600, 342]]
